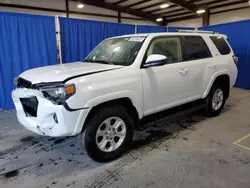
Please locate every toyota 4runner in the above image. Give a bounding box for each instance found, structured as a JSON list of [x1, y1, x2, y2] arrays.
[[12, 31, 238, 162]]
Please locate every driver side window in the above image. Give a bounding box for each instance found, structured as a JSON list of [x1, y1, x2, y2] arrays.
[[147, 37, 183, 64]]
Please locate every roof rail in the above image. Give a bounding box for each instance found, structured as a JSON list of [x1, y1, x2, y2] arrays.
[[177, 30, 218, 34]]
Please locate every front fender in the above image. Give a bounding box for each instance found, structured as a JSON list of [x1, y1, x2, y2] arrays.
[[202, 70, 230, 98], [71, 91, 143, 135], [84, 91, 143, 119]]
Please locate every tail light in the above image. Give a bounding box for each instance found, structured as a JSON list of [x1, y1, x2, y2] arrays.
[[233, 55, 238, 67]]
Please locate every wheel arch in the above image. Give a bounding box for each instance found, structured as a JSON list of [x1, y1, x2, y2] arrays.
[[203, 73, 230, 99], [81, 97, 141, 133]]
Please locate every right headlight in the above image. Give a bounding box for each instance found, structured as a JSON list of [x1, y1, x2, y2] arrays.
[[41, 84, 76, 105]]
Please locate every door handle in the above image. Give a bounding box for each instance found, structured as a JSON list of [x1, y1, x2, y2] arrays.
[[208, 64, 216, 69]]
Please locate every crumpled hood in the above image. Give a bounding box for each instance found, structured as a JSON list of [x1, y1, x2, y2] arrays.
[[19, 62, 123, 84]]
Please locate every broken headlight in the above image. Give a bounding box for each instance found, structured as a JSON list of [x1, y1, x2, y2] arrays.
[[41, 84, 76, 105]]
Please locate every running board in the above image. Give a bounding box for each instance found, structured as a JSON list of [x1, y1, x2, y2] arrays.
[[140, 100, 206, 128]]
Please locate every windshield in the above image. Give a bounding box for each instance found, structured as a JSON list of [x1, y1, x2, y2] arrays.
[[84, 36, 146, 66]]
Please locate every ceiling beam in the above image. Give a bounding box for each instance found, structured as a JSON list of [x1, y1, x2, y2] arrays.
[[113, 0, 130, 5], [137, 2, 177, 11], [211, 5, 250, 15], [126, 0, 153, 8], [146, 6, 181, 14], [167, 0, 199, 13], [167, 0, 250, 23], [209, 0, 248, 9], [195, 0, 227, 5], [155, 0, 225, 19], [147, 0, 203, 14], [156, 7, 184, 15], [70, 0, 158, 23], [0, 3, 146, 21]]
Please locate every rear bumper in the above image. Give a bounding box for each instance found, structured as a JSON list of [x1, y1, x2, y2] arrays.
[[12, 88, 90, 137]]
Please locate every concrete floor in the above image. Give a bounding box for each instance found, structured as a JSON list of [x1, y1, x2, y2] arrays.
[[0, 88, 249, 188]]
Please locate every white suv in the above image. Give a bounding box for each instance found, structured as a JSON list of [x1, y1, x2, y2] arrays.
[[12, 31, 238, 162]]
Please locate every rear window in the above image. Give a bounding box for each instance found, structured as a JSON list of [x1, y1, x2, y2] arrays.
[[184, 36, 212, 61], [210, 36, 231, 55]]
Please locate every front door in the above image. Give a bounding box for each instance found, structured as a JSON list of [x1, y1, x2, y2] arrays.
[[141, 36, 190, 116]]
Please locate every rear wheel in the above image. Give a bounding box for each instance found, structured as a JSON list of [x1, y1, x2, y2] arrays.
[[205, 82, 226, 117], [81, 105, 134, 162]]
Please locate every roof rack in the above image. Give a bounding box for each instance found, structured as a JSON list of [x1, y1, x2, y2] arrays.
[[177, 30, 218, 34]]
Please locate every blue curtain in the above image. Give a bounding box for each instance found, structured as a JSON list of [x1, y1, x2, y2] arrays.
[[137, 25, 166, 33], [0, 12, 57, 109], [60, 17, 136, 63], [167, 26, 195, 32], [200, 20, 250, 89]]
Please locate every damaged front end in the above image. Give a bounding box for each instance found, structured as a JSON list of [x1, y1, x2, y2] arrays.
[[15, 77, 76, 106], [12, 77, 82, 137]]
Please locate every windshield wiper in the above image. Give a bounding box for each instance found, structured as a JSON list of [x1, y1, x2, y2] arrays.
[[82, 59, 93, 62], [95, 60, 114, 65], [83, 59, 114, 65]]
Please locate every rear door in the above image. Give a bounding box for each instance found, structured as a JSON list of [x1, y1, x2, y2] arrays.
[[182, 35, 214, 100], [209, 35, 238, 86]]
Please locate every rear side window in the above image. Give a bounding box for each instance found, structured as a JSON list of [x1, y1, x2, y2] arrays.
[[184, 36, 212, 61], [210, 36, 231, 55]]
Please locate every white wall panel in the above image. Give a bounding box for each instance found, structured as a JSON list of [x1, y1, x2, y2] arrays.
[[210, 8, 250, 25], [168, 18, 202, 28], [0, 7, 66, 17], [121, 18, 157, 25], [70, 14, 117, 22], [121, 13, 140, 19], [3, 0, 66, 10]]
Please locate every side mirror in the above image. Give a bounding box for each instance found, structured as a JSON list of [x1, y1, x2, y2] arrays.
[[143, 54, 167, 68]]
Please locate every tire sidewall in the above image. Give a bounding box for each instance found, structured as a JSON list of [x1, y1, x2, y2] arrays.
[[206, 83, 226, 117], [83, 105, 134, 162]]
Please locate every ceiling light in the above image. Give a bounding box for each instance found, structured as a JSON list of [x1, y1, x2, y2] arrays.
[[156, 18, 163, 22], [160, 3, 169, 9], [196, 9, 205, 14], [77, 4, 84, 8]]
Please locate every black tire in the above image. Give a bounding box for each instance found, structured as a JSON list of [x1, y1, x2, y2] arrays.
[[205, 82, 226, 117], [81, 105, 134, 162]]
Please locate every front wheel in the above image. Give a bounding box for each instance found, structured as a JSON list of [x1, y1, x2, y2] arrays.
[[81, 105, 134, 162], [205, 82, 226, 117]]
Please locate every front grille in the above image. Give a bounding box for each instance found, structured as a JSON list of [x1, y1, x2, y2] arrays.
[[17, 78, 33, 88], [20, 97, 38, 117]]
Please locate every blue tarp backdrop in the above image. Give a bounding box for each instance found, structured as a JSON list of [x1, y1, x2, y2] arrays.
[[200, 19, 250, 89], [0, 12, 57, 109], [167, 26, 195, 32], [60, 17, 136, 63], [1, 11, 250, 110], [137, 25, 166, 33]]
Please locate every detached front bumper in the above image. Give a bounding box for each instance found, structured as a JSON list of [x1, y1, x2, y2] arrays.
[[12, 88, 89, 137]]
